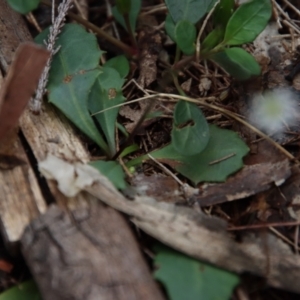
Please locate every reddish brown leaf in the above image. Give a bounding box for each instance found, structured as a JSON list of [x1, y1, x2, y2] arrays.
[[0, 259, 13, 273], [0, 43, 50, 141]]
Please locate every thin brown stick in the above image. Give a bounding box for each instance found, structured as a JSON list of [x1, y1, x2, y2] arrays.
[[228, 220, 300, 231], [195, 0, 220, 63]]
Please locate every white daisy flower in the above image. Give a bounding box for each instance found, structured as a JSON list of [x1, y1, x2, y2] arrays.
[[248, 88, 300, 137]]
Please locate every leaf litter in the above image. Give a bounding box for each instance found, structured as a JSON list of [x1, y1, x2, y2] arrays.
[[16, 0, 300, 298]]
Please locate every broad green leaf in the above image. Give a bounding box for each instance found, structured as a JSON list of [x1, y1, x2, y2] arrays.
[[201, 27, 224, 53], [171, 101, 209, 156], [41, 24, 109, 153], [116, 0, 131, 14], [0, 280, 41, 300], [165, 0, 214, 24], [210, 47, 261, 80], [89, 160, 127, 190], [112, 0, 141, 32], [104, 55, 130, 78], [174, 20, 196, 55], [165, 13, 176, 42], [223, 0, 272, 45], [128, 125, 249, 184], [7, 0, 40, 14], [154, 244, 240, 300], [89, 67, 125, 157], [213, 0, 235, 27]]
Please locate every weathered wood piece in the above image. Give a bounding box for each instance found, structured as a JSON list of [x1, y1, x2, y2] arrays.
[[0, 21, 47, 246], [0, 1, 32, 69], [22, 201, 164, 300], [0, 131, 46, 247], [0, 2, 164, 299], [84, 175, 300, 294]]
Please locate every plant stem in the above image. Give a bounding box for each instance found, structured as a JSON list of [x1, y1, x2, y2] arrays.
[[123, 13, 137, 48], [172, 73, 185, 96], [171, 46, 186, 95]]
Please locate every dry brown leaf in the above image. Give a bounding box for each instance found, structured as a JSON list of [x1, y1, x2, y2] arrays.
[[197, 160, 291, 206], [0, 43, 49, 141]]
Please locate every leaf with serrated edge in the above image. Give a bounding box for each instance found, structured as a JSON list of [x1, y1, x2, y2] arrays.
[[45, 24, 109, 153]]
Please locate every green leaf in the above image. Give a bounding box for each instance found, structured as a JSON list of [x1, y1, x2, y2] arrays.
[[41, 24, 109, 154], [128, 125, 249, 184], [104, 55, 130, 78], [223, 0, 272, 45], [213, 0, 235, 27], [174, 20, 196, 55], [89, 67, 125, 157], [6, 0, 40, 14], [201, 27, 224, 53], [116, 0, 131, 14], [0, 280, 42, 300], [171, 101, 209, 156], [154, 244, 240, 300], [120, 144, 139, 158], [210, 47, 261, 80], [165, 0, 214, 24], [112, 0, 141, 32], [165, 13, 176, 42], [117, 122, 129, 138], [89, 160, 127, 190]]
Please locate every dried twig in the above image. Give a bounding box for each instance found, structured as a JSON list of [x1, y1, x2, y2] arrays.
[[195, 0, 220, 63]]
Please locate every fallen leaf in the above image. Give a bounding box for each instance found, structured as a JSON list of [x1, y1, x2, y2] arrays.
[[197, 160, 291, 206], [0, 43, 49, 141]]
